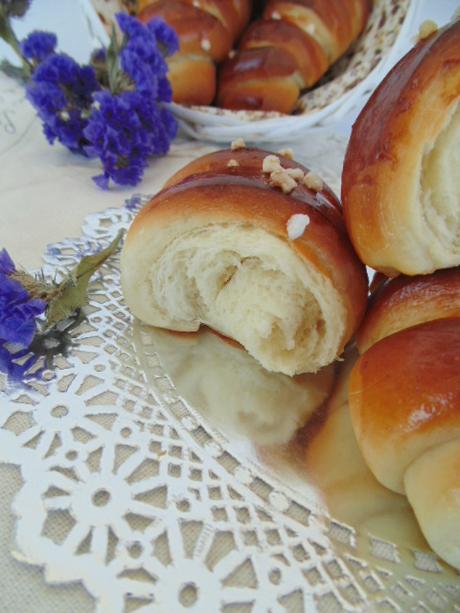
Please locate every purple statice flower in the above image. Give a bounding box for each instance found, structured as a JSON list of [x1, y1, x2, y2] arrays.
[[146, 18, 179, 56], [84, 89, 176, 189], [0, 249, 46, 348], [20, 31, 57, 62], [26, 54, 99, 154], [0, 249, 46, 381]]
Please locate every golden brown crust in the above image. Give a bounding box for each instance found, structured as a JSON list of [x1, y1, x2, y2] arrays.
[[239, 20, 328, 87], [349, 318, 460, 493], [127, 148, 368, 348], [217, 47, 301, 113], [342, 20, 460, 275], [357, 267, 460, 353], [217, 0, 370, 113]]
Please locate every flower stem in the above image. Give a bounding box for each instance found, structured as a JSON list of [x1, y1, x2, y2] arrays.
[[0, 9, 32, 78]]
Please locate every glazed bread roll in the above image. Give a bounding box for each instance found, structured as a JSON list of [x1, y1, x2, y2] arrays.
[[138, 0, 252, 105], [342, 20, 460, 276], [121, 147, 368, 376], [357, 267, 460, 353], [348, 318, 460, 569], [217, 0, 370, 113]]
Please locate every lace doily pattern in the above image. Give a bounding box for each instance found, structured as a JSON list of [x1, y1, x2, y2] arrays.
[[1, 200, 460, 612]]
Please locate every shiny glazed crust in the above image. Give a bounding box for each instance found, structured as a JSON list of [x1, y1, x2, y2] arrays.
[[349, 318, 460, 494], [121, 148, 368, 375], [217, 0, 369, 113], [342, 20, 460, 275], [356, 267, 460, 353]]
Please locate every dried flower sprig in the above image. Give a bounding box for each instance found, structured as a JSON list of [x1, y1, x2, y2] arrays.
[[0, 232, 122, 384], [0, 2, 179, 188]]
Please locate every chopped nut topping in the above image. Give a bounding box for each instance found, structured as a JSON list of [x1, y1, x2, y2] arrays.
[[201, 38, 211, 52], [303, 171, 323, 192], [227, 158, 239, 168], [271, 10, 281, 20], [287, 214, 310, 240], [262, 154, 282, 173], [231, 137, 246, 150], [277, 148, 294, 159], [270, 170, 297, 194], [416, 20, 438, 42], [285, 168, 305, 181], [228, 49, 236, 59], [306, 23, 316, 36]]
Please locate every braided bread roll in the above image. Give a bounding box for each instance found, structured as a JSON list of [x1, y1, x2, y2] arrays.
[[138, 0, 252, 105], [217, 0, 370, 113], [342, 20, 460, 276], [357, 267, 460, 353], [121, 147, 368, 376], [349, 318, 460, 569]]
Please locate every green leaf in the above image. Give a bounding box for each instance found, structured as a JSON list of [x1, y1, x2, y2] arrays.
[[45, 231, 123, 329], [0, 59, 29, 82]]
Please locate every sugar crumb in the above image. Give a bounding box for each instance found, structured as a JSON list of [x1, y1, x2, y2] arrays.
[[303, 171, 323, 192], [227, 158, 239, 168], [277, 148, 294, 159], [287, 214, 310, 240], [201, 38, 211, 52], [231, 137, 246, 150]]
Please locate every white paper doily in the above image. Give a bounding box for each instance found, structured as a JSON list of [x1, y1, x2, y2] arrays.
[[0, 195, 460, 613]]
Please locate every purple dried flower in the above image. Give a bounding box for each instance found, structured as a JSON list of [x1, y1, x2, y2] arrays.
[[84, 89, 176, 188], [0, 251, 46, 349], [26, 54, 99, 153], [146, 18, 179, 56], [20, 31, 57, 62]]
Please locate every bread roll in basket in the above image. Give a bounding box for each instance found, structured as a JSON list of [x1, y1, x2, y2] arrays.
[[121, 147, 368, 375]]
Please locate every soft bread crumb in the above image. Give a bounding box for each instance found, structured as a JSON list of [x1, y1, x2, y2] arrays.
[[227, 159, 239, 168], [287, 214, 310, 240], [231, 137, 246, 150], [303, 171, 323, 192], [262, 154, 282, 173], [285, 168, 305, 181], [278, 148, 294, 159], [201, 38, 211, 52], [270, 170, 297, 194], [415, 20, 438, 42]]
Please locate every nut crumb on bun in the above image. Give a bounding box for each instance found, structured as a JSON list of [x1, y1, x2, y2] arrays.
[[227, 158, 240, 168], [231, 137, 246, 150], [415, 20, 438, 42], [262, 154, 282, 173], [277, 148, 294, 159], [269, 169, 297, 194], [303, 171, 323, 192]]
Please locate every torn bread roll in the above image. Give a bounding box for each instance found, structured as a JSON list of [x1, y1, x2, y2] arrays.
[[342, 19, 460, 275], [348, 318, 460, 569], [121, 148, 368, 375], [357, 267, 460, 353]]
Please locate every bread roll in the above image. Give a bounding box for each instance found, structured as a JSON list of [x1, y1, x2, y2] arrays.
[[217, 0, 370, 113], [342, 20, 460, 275], [357, 267, 460, 353], [348, 317, 460, 568], [121, 147, 368, 376], [138, 0, 252, 105]]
